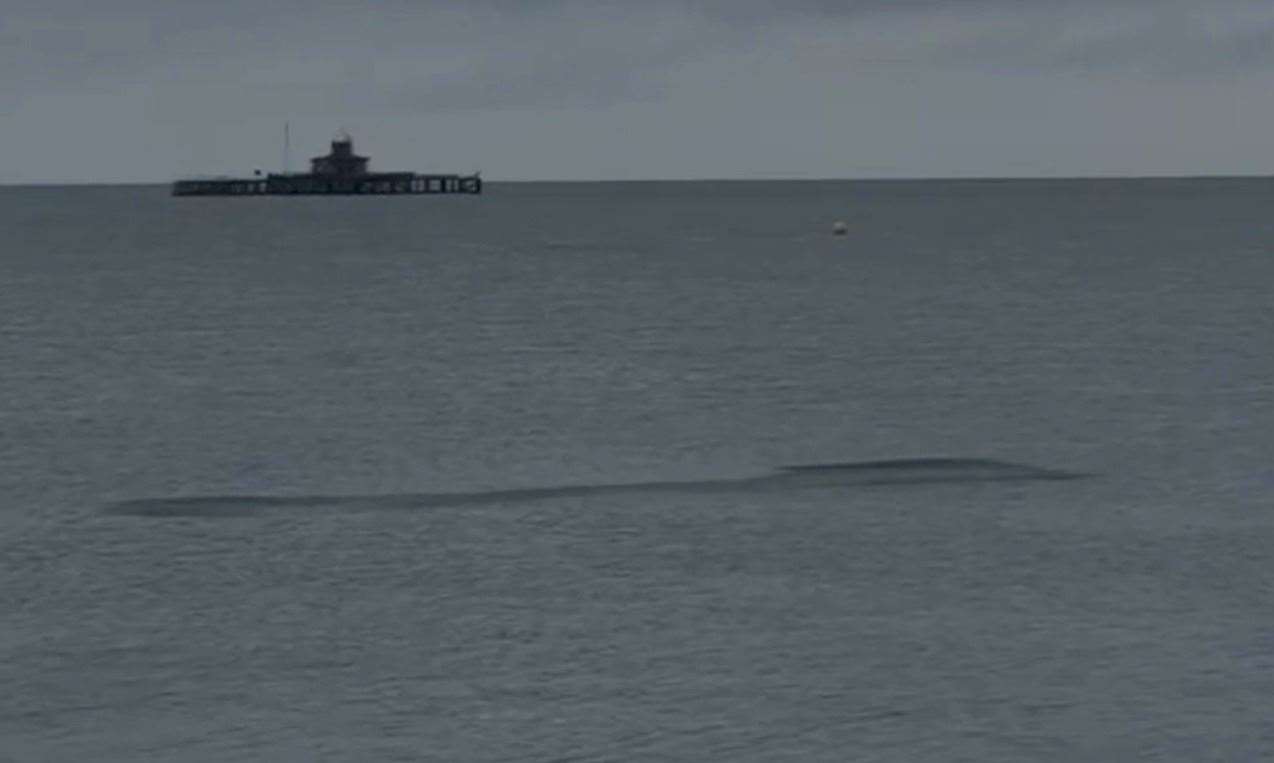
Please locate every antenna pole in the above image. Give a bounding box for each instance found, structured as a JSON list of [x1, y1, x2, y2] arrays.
[[283, 121, 291, 174]]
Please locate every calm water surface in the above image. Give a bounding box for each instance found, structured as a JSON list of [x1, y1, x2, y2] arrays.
[[2, 179, 1273, 760]]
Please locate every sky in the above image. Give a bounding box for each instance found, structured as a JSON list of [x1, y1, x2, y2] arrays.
[[3, 0, 1274, 182]]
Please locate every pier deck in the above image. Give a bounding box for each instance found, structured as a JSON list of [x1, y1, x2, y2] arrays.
[[173, 172, 481, 196]]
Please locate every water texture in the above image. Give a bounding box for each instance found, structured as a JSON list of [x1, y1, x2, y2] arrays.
[[2, 179, 1273, 760]]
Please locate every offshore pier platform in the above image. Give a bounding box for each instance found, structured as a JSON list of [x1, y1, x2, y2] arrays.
[[172, 130, 481, 196]]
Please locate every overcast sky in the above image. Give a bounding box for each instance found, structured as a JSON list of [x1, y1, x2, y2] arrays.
[[3, 0, 1274, 182]]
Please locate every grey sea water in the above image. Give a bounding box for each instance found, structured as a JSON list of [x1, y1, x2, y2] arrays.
[[2, 179, 1273, 761]]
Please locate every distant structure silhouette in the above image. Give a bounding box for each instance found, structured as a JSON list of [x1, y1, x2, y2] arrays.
[[173, 131, 481, 196]]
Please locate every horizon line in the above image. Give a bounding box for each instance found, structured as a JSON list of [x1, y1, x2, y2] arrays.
[[3, 171, 1274, 188]]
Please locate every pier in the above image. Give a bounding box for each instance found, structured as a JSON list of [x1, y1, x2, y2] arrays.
[[172, 132, 481, 196], [172, 173, 481, 196]]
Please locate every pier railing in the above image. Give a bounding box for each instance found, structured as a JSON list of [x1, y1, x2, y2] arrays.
[[172, 173, 482, 197]]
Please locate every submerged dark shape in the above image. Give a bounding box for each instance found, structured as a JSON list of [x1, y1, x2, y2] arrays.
[[778, 457, 1079, 482], [104, 458, 1086, 518]]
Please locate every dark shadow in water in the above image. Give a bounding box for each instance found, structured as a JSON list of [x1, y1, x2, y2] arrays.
[[104, 458, 1088, 518]]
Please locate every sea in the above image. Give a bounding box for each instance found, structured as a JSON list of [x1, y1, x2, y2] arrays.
[[2, 178, 1273, 761]]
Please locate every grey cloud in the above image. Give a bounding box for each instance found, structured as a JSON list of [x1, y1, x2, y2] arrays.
[[10, 2, 1274, 79], [5, 0, 1274, 181], [931, 5, 1274, 76]]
